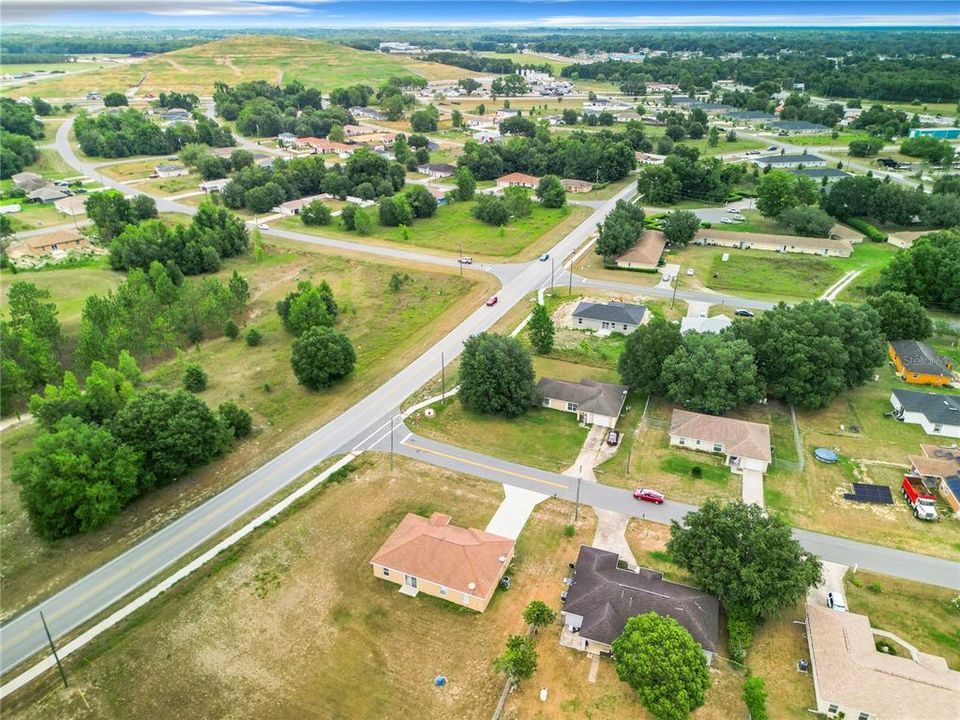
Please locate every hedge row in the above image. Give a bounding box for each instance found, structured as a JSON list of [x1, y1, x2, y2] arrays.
[[846, 217, 888, 242]]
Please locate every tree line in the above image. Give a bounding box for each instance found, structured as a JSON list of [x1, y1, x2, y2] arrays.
[[213, 80, 351, 139], [73, 108, 233, 158]]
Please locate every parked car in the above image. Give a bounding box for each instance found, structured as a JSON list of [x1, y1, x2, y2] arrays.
[[685, 268, 694, 276], [458, 256, 473, 264], [827, 591, 848, 612], [560, 590, 568, 602], [539, 253, 550, 262], [735, 308, 755, 317], [902, 475, 939, 521], [721, 217, 736, 224], [767, 145, 779, 151], [606, 430, 620, 446], [744, 150, 760, 156], [661, 272, 671, 282], [485, 296, 498, 306], [633, 488, 665, 504], [726, 208, 742, 214], [257, 223, 270, 230]]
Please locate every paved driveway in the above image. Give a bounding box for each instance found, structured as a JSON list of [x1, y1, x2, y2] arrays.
[[741, 468, 765, 507], [485, 485, 547, 540]]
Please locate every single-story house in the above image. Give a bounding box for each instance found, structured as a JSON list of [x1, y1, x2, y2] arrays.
[[561, 546, 719, 663], [615, 229, 666, 270], [276, 194, 330, 216], [370, 512, 514, 613], [889, 340, 954, 387], [768, 120, 831, 134], [473, 129, 501, 143], [8, 229, 90, 260], [300, 137, 357, 157], [466, 116, 497, 129], [154, 163, 189, 179], [571, 300, 647, 334], [26, 185, 70, 204], [350, 106, 387, 121], [723, 110, 776, 123], [561, 178, 593, 193], [693, 228, 853, 257], [635, 151, 666, 165], [907, 444, 960, 514], [11, 172, 45, 193], [890, 390, 960, 438], [496, 172, 539, 189], [669, 409, 772, 475], [277, 132, 298, 146], [754, 153, 827, 169], [791, 168, 852, 183], [342, 124, 367, 137], [0, 204, 21, 215], [681, 315, 733, 334], [199, 178, 231, 194], [54, 195, 87, 216], [538, 377, 628, 428], [805, 603, 960, 720], [160, 109, 191, 124], [495, 109, 519, 120], [417, 163, 457, 179]]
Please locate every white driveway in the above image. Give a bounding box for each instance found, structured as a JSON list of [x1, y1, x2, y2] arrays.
[[485, 484, 548, 540], [807, 560, 849, 607], [741, 468, 765, 508]]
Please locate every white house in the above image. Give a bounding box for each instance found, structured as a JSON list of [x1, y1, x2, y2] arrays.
[[154, 163, 189, 179], [416, 163, 457, 179], [754, 153, 827, 169], [890, 390, 960, 439], [199, 178, 231, 194], [669, 409, 772, 475], [680, 315, 733, 334], [570, 301, 646, 334]]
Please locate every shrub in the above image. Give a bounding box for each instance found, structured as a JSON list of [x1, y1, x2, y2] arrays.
[[846, 217, 888, 242], [245, 328, 263, 347], [691, 465, 703, 479], [867, 582, 883, 594], [183, 364, 208, 392], [726, 611, 755, 664], [224, 319, 239, 339], [218, 401, 253, 439], [290, 326, 356, 390], [563, 524, 576, 538]]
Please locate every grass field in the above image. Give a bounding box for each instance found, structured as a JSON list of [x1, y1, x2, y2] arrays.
[[0, 241, 496, 618], [1, 454, 599, 720], [785, 132, 875, 147], [277, 200, 592, 260], [4, 203, 76, 233], [647, 134, 767, 157], [3, 36, 479, 98]]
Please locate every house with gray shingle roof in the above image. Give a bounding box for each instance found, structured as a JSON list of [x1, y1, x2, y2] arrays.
[[537, 377, 628, 428], [890, 390, 960, 438], [571, 300, 646, 334], [560, 545, 720, 662]]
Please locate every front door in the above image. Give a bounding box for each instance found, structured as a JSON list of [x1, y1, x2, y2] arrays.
[[404, 575, 418, 589]]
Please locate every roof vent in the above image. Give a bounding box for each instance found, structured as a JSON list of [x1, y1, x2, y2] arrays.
[[468, 582, 476, 591], [498, 555, 507, 563]]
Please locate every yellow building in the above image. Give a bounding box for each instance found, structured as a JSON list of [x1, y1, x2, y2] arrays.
[[370, 512, 514, 612], [889, 340, 954, 387]]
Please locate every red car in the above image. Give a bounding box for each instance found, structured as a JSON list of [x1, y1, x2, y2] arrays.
[[485, 296, 499, 306], [633, 488, 665, 504]]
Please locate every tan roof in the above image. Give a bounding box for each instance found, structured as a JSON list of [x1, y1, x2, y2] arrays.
[[370, 512, 514, 599], [496, 172, 539, 186], [301, 137, 354, 153], [617, 229, 666, 266], [670, 409, 772, 463], [910, 444, 960, 480], [277, 194, 329, 212], [698, 228, 854, 253], [54, 195, 88, 215], [28, 229, 87, 251], [561, 178, 594, 191], [806, 604, 960, 720]]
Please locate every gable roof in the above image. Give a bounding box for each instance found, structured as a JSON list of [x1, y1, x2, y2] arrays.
[[370, 512, 514, 599], [496, 172, 539, 185], [537, 377, 628, 419], [893, 389, 960, 427], [790, 168, 851, 179], [27, 228, 87, 252], [806, 603, 960, 720], [616, 229, 666, 266], [890, 340, 953, 377], [417, 163, 457, 174], [769, 120, 831, 131], [681, 315, 733, 334], [910, 444, 960, 484], [670, 409, 772, 463], [564, 546, 719, 651], [27, 186, 69, 202], [756, 152, 825, 165], [573, 301, 646, 326]]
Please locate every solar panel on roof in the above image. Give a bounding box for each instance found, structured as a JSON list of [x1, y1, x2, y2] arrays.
[[843, 483, 894, 505]]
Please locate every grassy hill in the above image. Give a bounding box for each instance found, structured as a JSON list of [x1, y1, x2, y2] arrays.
[[4, 36, 479, 98]]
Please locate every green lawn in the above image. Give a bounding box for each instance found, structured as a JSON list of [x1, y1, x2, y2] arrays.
[[25, 149, 76, 180], [277, 200, 592, 260], [652, 135, 767, 157], [787, 132, 875, 147], [704, 209, 783, 235], [5, 203, 76, 233]]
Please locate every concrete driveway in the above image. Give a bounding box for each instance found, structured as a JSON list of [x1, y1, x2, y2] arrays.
[[741, 468, 765, 508], [485, 485, 548, 540], [808, 560, 849, 607], [694, 198, 755, 224]]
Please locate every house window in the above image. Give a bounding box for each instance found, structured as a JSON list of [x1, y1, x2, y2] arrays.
[[695, 439, 701, 446], [713, 443, 722, 453], [439, 586, 448, 596], [857, 713, 870, 720], [542, 398, 550, 407], [460, 592, 470, 604], [577, 317, 582, 324], [382, 568, 390, 577], [827, 705, 839, 715], [678, 438, 685, 446], [623, 324, 628, 330], [566, 402, 578, 412]]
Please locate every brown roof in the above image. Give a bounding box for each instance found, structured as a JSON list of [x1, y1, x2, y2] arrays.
[[806, 604, 960, 720], [28, 229, 87, 252], [670, 409, 772, 463], [496, 172, 539, 186], [697, 228, 854, 253], [370, 512, 514, 599], [561, 178, 593, 191], [617, 229, 666, 266], [910, 444, 960, 481]]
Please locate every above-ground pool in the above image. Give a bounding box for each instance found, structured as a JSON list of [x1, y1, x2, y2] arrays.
[[813, 447, 839, 464]]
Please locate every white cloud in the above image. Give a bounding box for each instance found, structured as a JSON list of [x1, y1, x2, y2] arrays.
[[535, 13, 960, 27], [3, 0, 324, 20]]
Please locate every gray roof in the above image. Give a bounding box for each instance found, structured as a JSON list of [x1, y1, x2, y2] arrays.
[[27, 186, 69, 202], [573, 301, 646, 326], [686, 102, 732, 111], [756, 153, 825, 165], [725, 110, 776, 120], [418, 163, 457, 173], [791, 168, 851, 179], [156, 163, 186, 172], [11, 172, 44, 191], [769, 120, 831, 131], [890, 340, 953, 377], [564, 546, 720, 651], [537, 377, 628, 419], [892, 389, 960, 427]]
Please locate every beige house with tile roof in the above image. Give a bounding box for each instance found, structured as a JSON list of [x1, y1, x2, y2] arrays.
[[669, 409, 772, 474], [370, 512, 514, 612]]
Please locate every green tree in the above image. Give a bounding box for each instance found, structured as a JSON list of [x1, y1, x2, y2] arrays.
[[458, 333, 536, 417], [536, 175, 567, 209], [661, 334, 762, 415], [301, 200, 332, 226], [454, 166, 476, 201], [637, 165, 681, 205], [618, 317, 683, 394], [224, 319, 240, 340], [756, 170, 819, 217], [493, 634, 538, 683], [118, 349, 142, 385], [662, 210, 700, 246], [103, 91, 129, 107], [404, 184, 439, 218], [595, 200, 646, 258], [290, 326, 356, 390], [667, 500, 823, 622], [848, 137, 885, 157], [503, 186, 532, 218], [779, 206, 834, 237], [522, 600, 557, 630], [874, 230, 960, 312], [183, 364, 208, 392], [528, 303, 555, 355], [218, 401, 253, 439], [742, 676, 769, 720], [611, 613, 710, 720], [707, 126, 720, 147], [354, 207, 374, 235], [245, 328, 263, 347], [866, 291, 933, 341], [12, 416, 142, 539], [85, 189, 136, 242], [472, 195, 511, 226], [112, 389, 227, 488]]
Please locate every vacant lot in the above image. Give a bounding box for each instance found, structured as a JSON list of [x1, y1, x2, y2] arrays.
[[3, 455, 595, 720], [4, 36, 479, 98], [278, 200, 592, 260], [0, 240, 496, 617]]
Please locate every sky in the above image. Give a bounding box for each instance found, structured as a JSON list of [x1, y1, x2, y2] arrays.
[[2, 0, 958, 28]]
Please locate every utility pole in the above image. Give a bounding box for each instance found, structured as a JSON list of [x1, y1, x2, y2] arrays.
[[670, 268, 680, 309], [574, 467, 582, 523], [40, 611, 68, 689]]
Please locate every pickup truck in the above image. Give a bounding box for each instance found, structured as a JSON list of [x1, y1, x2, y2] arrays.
[[902, 476, 938, 521]]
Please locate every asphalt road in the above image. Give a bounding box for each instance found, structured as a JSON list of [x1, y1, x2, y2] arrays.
[[0, 141, 636, 673], [391, 431, 960, 591]]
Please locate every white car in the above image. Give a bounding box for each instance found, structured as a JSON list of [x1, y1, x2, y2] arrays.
[[721, 217, 736, 224], [726, 208, 741, 213], [661, 272, 671, 282], [686, 268, 694, 276], [827, 591, 848, 612], [257, 223, 269, 230], [458, 256, 473, 265]]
